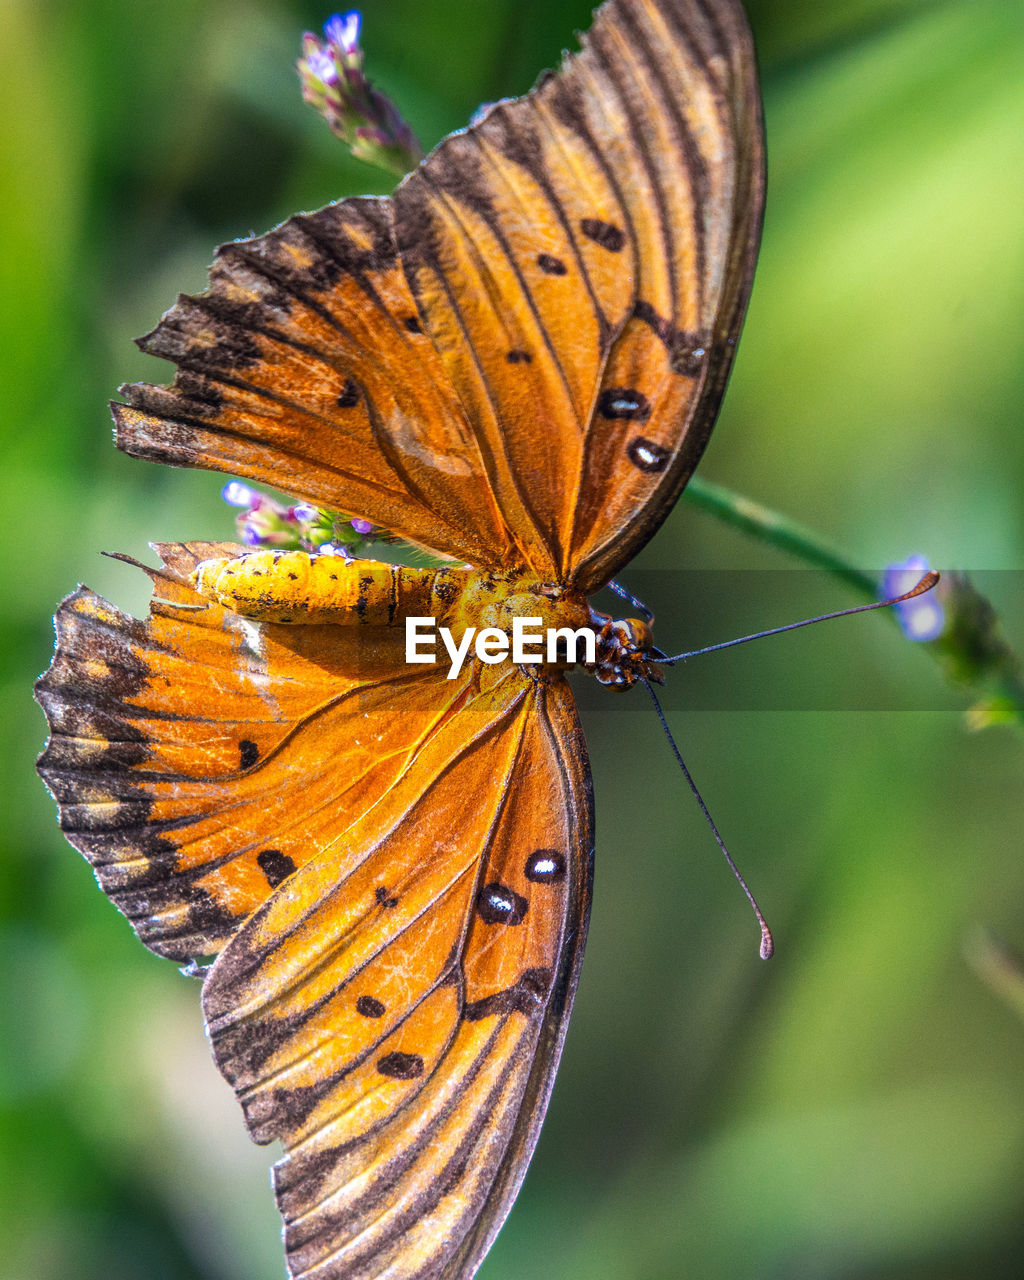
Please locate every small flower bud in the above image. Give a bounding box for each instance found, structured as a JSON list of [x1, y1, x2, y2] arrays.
[[882, 555, 945, 642], [297, 12, 423, 177], [317, 542, 352, 561], [222, 480, 259, 508]]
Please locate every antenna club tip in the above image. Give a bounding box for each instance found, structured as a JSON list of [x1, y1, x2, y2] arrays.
[[759, 930, 774, 960]]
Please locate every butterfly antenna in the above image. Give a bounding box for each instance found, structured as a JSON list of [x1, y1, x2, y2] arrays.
[[608, 578, 654, 624], [641, 677, 774, 960], [654, 570, 939, 664]]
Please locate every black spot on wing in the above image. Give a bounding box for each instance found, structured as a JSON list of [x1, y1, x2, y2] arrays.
[[375, 885, 399, 909], [506, 349, 533, 364], [580, 218, 625, 252], [597, 388, 651, 422], [632, 301, 710, 377], [463, 968, 552, 1022], [670, 342, 708, 378], [475, 881, 528, 926], [524, 848, 566, 883], [626, 437, 670, 473], [356, 995, 386, 1019], [336, 377, 360, 409], [403, 314, 422, 334], [377, 1050, 424, 1080], [537, 253, 568, 276], [257, 849, 296, 888]]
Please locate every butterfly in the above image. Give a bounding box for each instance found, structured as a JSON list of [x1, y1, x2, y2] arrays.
[[35, 1, 763, 1276]]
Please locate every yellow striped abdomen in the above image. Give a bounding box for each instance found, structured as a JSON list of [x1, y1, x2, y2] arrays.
[[190, 551, 461, 625]]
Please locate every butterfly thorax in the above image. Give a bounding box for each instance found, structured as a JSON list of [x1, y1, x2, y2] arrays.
[[190, 549, 660, 686]]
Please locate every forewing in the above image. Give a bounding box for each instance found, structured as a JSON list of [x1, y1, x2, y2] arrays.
[[112, 199, 512, 569], [110, 0, 760, 586], [201, 672, 593, 1280], [395, 0, 763, 589], [35, 543, 477, 962]]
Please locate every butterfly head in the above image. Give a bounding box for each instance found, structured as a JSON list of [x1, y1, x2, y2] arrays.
[[585, 611, 665, 691]]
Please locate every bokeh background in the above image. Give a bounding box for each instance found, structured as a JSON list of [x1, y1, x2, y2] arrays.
[[3, 0, 1023, 1277]]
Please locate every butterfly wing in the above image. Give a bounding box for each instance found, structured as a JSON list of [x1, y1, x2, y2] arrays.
[[35, 543, 480, 961], [112, 199, 513, 569], [37, 546, 593, 1280], [203, 668, 591, 1280], [395, 0, 763, 589], [112, 0, 762, 586]]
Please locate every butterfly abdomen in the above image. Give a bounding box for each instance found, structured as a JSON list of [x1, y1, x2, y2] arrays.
[[190, 551, 461, 625]]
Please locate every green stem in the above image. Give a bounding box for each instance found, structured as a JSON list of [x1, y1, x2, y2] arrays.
[[684, 474, 1024, 731], [682, 475, 877, 598]]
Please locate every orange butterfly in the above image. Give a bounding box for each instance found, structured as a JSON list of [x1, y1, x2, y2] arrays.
[[35, 1, 763, 1276]]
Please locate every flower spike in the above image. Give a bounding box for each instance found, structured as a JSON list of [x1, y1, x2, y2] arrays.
[[298, 12, 423, 176]]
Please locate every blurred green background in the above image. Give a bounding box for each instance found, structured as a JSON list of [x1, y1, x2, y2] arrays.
[[4, 0, 1024, 1277]]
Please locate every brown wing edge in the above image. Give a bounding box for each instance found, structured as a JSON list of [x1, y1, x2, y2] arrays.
[[572, 0, 766, 594], [33, 545, 242, 961], [108, 197, 512, 573], [442, 680, 594, 1280], [33, 541, 304, 963]]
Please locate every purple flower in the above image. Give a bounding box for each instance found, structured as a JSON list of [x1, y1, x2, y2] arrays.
[[222, 480, 258, 509], [218, 479, 387, 556], [324, 11, 361, 57], [291, 503, 321, 523], [318, 542, 353, 561], [882, 555, 945, 641], [304, 46, 338, 85], [297, 13, 423, 177]]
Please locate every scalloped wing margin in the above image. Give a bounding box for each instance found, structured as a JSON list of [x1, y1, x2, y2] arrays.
[[35, 542, 475, 962]]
